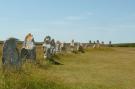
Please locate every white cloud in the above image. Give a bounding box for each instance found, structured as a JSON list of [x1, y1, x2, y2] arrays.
[[65, 11, 94, 21]]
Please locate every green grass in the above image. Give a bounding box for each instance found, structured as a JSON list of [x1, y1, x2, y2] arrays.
[[0, 44, 135, 89]]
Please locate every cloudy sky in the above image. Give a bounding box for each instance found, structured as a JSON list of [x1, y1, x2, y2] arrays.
[[0, 0, 135, 43]]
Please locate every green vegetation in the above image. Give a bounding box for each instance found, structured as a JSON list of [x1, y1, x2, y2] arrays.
[[0, 44, 135, 89], [112, 43, 135, 47]]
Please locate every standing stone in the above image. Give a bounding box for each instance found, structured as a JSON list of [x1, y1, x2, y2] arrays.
[[50, 39, 56, 55], [43, 36, 62, 65], [56, 41, 61, 53], [96, 40, 100, 48], [109, 41, 112, 47], [101, 41, 105, 47], [77, 42, 84, 53], [93, 41, 96, 48], [88, 40, 92, 47], [43, 36, 52, 59], [89, 40, 92, 44], [2, 38, 21, 69], [60, 42, 66, 53], [70, 40, 75, 52], [21, 33, 36, 61]]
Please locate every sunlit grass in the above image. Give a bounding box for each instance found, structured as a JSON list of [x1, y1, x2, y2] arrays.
[[0, 44, 135, 89]]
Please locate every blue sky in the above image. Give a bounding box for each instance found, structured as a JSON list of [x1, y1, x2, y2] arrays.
[[0, 0, 135, 43]]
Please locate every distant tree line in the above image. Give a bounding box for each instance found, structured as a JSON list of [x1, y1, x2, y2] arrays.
[[0, 40, 135, 47], [112, 43, 135, 47]]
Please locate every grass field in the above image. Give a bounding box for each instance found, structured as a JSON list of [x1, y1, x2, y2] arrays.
[[0, 44, 135, 89]]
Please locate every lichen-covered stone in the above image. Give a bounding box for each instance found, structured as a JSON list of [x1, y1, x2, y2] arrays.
[[2, 38, 21, 67]]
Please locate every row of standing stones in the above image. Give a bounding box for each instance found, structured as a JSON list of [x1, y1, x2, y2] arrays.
[[1, 36, 112, 70]]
